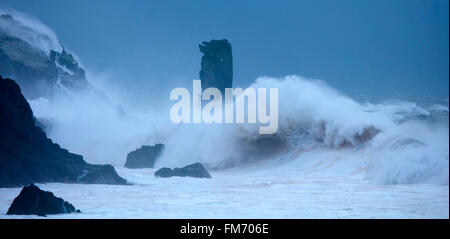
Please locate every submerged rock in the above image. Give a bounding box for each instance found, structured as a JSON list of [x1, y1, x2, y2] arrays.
[[199, 39, 233, 93], [0, 75, 128, 187], [7, 184, 80, 216], [155, 163, 212, 179], [124, 144, 165, 169]]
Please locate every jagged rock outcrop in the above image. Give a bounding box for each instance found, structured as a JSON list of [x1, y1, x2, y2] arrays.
[[0, 75, 128, 187], [199, 39, 233, 93], [155, 163, 212, 178], [0, 14, 89, 99], [7, 184, 80, 216], [124, 144, 165, 169]]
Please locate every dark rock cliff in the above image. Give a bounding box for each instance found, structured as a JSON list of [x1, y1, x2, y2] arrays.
[[0, 75, 127, 187], [0, 14, 89, 100]]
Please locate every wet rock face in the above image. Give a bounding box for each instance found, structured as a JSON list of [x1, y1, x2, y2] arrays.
[[155, 163, 212, 178], [0, 14, 89, 100], [199, 39, 233, 93], [50, 49, 88, 92], [7, 184, 80, 216], [0, 75, 128, 187], [124, 144, 165, 169]]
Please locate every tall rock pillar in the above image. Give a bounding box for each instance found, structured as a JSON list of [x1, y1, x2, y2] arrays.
[[199, 39, 233, 93]]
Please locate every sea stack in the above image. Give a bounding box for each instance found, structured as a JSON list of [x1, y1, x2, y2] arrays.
[[199, 39, 233, 93]]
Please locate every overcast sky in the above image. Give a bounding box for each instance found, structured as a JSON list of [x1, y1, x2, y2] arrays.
[[0, 0, 448, 99]]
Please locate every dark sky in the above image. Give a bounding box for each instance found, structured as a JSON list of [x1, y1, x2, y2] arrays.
[[0, 0, 448, 100]]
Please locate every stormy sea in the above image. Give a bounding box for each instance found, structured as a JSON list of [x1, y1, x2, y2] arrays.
[[0, 9, 448, 219]]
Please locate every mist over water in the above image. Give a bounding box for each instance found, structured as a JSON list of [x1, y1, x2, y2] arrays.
[[28, 73, 449, 186], [29, 75, 172, 167], [3, 9, 449, 186]]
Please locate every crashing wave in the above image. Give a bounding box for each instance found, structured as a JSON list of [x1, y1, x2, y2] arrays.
[[5, 10, 446, 186], [0, 9, 89, 99], [156, 76, 448, 186]]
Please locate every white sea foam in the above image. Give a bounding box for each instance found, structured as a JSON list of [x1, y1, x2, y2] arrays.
[[2, 9, 447, 186], [28, 74, 449, 186]]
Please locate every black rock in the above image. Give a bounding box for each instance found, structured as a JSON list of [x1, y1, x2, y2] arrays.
[[0, 14, 89, 100], [0, 75, 128, 187], [155, 163, 212, 178], [7, 184, 80, 216], [124, 144, 165, 169], [199, 39, 233, 94]]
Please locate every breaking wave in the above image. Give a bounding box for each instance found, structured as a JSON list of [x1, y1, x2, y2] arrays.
[[26, 74, 450, 186], [3, 9, 447, 186], [158, 76, 449, 185]]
